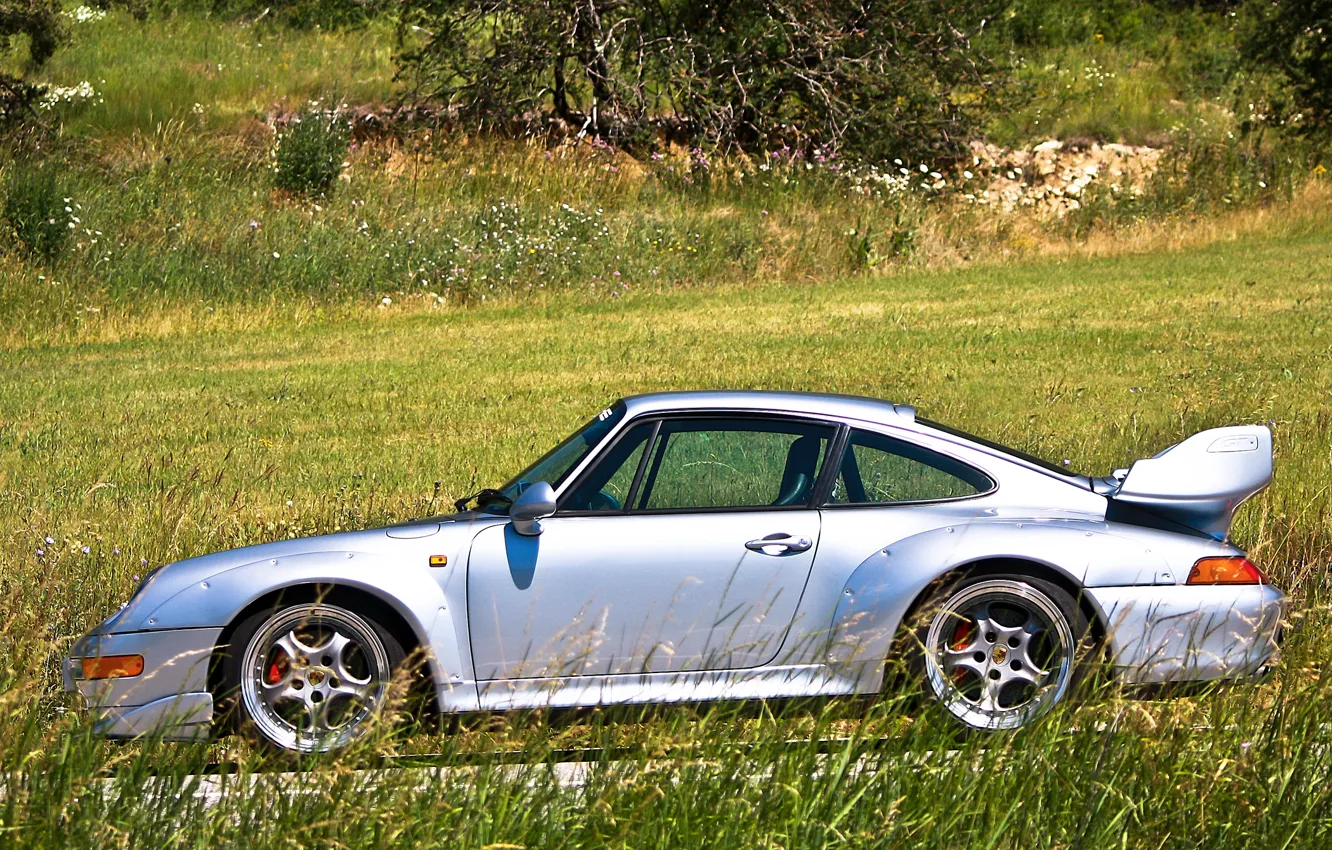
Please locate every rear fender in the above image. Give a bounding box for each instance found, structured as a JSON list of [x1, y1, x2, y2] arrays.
[[825, 521, 1162, 683]]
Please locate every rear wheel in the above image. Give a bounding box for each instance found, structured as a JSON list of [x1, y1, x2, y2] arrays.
[[222, 603, 405, 752], [916, 576, 1088, 731]]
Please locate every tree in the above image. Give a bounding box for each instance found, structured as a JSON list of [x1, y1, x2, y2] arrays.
[[1241, 0, 1332, 138], [397, 0, 1011, 163], [0, 0, 63, 131]]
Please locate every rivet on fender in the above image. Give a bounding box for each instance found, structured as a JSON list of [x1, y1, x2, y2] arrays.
[[429, 555, 448, 567]]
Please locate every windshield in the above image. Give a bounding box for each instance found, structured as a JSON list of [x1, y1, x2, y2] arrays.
[[499, 402, 627, 503]]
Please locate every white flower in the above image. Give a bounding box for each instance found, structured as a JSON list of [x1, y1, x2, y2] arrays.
[[66, 5, 107, 23]]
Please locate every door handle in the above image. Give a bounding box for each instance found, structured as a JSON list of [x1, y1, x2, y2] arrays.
[[745, 533, 813, 554]]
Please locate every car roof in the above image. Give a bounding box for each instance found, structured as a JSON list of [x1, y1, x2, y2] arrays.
[[620, 390, 916, 425]]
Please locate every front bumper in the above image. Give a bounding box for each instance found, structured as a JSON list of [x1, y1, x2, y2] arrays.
[[1085, 583, 1285, 684], [64, 626, 223, 741]]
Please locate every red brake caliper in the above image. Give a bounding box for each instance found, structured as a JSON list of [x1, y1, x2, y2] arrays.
[[266, 650, 287, 685], [950, 621, 973, 683], [951, 620, 973, 649]]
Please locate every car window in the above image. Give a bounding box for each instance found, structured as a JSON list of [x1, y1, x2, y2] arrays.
[[829, 430, 993, 504], [561, 421, 656, 512], [635, 419, 835, 511]]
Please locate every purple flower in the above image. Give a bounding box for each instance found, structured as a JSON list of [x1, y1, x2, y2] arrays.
[[140, 558, 148, 566], [45, 536, 54, 545], [113, 546, 120, 555], [36, 549, 44, 557], [249, 220, 259, 230], [81, 546, 90, 554]]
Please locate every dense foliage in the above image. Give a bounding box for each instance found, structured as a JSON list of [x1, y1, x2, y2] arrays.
[[271, 109, 352, 195], [397, 0, 1012, 163], [0, 0, 63, 129], [1241, 0, 1332, 139], [2, 162, 72, 261]]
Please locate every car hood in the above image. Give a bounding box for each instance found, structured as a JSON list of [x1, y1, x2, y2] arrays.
[[95, 513, 488, 635]]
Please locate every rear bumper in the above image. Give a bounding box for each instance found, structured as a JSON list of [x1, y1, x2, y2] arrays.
[[1085, 583, 1285, 684], [64, 626, 222, 741]]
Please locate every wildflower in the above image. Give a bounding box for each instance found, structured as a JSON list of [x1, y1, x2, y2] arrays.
[[113, 547, 120, 555], [249, 220, 259, 230], [82, 546, 90, 554], [45, 536, 54, 545], [141, 558, 148, 566], [36, 549, 44, 557], [272, 252, 280, 259]]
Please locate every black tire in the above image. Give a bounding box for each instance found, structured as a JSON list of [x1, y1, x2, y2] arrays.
[[218, 601, 407, 753], [904, 573, 1093, 732]]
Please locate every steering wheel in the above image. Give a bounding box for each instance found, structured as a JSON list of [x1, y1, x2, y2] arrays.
[[586, 489, 623, 512]]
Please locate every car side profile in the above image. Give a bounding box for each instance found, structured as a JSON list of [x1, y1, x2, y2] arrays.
[[64, 391, 1285, 752]]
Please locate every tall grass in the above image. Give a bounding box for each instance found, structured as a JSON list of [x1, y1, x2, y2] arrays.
[[1, 226, 1330, 847]]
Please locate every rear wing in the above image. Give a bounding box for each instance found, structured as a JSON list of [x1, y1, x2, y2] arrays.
[[1104, 425, 1273, 540]]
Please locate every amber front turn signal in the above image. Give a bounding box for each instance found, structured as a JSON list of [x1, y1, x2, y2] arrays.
[[1186, 557, 1265, 585], [81, 655, 144, 680]]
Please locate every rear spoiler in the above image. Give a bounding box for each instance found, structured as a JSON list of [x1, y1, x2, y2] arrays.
[[1099, 425, 1273, 540]]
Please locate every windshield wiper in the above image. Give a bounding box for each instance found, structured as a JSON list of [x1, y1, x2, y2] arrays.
[[454, 487, 513, 513]]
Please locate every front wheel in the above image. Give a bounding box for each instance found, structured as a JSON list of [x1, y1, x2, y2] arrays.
[[223, 603, 404, 752], [918, 576, 1088, 731]]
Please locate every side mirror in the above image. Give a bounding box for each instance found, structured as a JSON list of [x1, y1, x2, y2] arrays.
[[510, 481, 556, 536]]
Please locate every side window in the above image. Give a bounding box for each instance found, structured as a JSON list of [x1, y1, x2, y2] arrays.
[[636, 419, 835, 511], [829, 430, 992, 504], [561, 421, 656, 512]]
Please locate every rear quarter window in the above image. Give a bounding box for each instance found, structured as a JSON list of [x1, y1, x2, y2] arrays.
[[829, 430, 994, 505]]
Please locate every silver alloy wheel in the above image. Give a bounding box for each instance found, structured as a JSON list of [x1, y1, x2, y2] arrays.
[[239, 604, 391, 752], [923, 579, 1075, 730]]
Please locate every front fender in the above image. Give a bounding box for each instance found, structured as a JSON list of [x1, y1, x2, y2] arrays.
[[826, 520, 1166, 673], [133, 551, 473, 706]]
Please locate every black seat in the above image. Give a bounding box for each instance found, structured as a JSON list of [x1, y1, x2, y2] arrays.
[[772, 435, 822, 506]]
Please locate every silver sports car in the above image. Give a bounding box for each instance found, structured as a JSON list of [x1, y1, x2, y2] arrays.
[[64, 392, 1285, 752]]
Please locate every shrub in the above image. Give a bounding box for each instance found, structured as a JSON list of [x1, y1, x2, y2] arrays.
[[0, 0, 63, 132], [397, 0, 1015, 164], [272, 110, 351, 195], [1240, 0, 1332, 140], [2, 166, 74, 262]]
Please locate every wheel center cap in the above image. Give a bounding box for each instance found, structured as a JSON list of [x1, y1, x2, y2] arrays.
[[991, 645, 1008, 665], [308, 670, 326, 686]]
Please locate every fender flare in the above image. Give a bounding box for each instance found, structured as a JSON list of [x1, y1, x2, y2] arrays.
[[825, 521, 1156, 679], [137, 551, 473, 708]]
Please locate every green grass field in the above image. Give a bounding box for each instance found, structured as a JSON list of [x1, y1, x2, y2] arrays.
[[2, 217, 1331, 847]]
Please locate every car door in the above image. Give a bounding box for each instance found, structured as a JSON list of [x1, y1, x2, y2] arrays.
[[466, 415, 837, 681]]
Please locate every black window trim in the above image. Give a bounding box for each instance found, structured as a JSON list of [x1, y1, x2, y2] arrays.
[[554, 411, 843, 517], [819, 427, 998, 508]]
